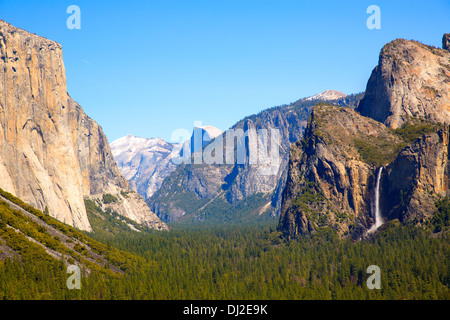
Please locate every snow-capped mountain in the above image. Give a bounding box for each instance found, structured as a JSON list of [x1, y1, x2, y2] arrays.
[[111, 135, 180, 200], [112, 124, 223, 201], [305, 90, 347, 101]]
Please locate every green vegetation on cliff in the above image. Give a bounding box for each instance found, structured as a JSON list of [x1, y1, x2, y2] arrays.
[[393, 121, 441, 144], [102, 193, 118, 204], [84, 199, 149, 237], [182, 192, 273, 225], [353, 138, 404, 167], [353, 117, 443, 167], [432, 197, 450, 233]]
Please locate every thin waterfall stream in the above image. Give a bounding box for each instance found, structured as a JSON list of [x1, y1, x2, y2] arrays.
[[367, 167, 383, 234]]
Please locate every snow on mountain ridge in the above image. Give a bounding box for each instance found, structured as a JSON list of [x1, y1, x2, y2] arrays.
[[111, 135, 180, 199], [305, 90, 347, 101], [111, 123, 222, 200]]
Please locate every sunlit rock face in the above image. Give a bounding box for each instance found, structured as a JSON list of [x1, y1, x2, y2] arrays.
[[0, 20, 167, 231], [357, 38, 450, 129]]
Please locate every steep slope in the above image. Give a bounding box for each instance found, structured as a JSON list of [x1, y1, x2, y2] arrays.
[[0, 21, 167, 231], [278, 104, 405, 239], [382, 124, 449, 225], [357, 37, 450, 129], [226, 91, 362, 210], [0, 187, 143, 275], [279, 35, 450, 239], [111, 125, 223, 204], [111, 135, 179, 200], [357, 35, 450, 228], [149, 92, 363, 223]]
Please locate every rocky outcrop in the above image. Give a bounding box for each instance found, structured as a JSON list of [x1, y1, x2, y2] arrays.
[[226, 92, 363, 210], [357, 38, 450, 129], [149, 103, 306, 222], [223, 111, 299, 204], [277, 105, 404, 239], [279, 35, 450, 239], [0, 20, 167, 231], [382, 126, 449, 224], [443, 34, 450, 51], [90, 191, 166, 228]]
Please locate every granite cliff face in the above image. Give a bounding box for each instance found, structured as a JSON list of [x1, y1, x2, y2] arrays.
[[278, 105, 449, 239], [279, 35, 450, 239], [357, 38, 450, 129], [150, 163, 233, 222], [278, 105, 404, 239], [148, 102, 309, 222], [382, 126, 449, 225], [187, 125, 223, 155], [0, 21, 167, 231]]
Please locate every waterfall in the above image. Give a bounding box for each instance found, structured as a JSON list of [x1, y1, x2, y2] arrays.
[[368, 167, 383, 234]]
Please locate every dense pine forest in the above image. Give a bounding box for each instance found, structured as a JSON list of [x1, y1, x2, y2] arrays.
[[1, 195, 448, 300], [83, 223, 449, 300]]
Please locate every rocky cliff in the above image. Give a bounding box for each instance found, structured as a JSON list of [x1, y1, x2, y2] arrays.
[[357, 38, 450, 129], [0, 21, 167, 231], [357, 35, 450, 231], [278, 106, 449, 239], [188, 125, 223, 155], [148, 101, 308, 222], [278, 105, 406, 239], [279, 35, 450, 239], [382, 125, 449, 225], [443, 34, 450, 51]]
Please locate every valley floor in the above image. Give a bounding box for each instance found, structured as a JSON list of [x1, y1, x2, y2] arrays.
[[1, 218, 448, 300]]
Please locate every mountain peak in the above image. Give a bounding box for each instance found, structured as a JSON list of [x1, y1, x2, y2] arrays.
[[193, 125, 223, 140], [357, 37, 450, 128], [190, 125, 223, 154], [305, 90, 347, 101]]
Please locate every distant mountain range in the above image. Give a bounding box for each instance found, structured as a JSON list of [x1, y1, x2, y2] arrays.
[[112, 34, 450, 237], [113, 91, 363, 224], [110, 124, 224, 201]]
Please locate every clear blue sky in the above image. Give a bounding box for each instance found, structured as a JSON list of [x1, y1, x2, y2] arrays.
[[1, 0, 449, 142]]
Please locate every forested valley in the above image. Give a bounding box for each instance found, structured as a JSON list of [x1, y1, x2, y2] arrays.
[[1, 201, 448, 300]]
